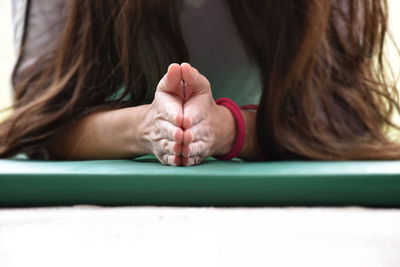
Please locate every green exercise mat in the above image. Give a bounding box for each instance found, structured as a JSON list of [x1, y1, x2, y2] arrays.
[[1, 156, 400, 207]]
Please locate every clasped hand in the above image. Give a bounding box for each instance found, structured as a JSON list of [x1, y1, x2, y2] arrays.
[[140, 63, 235, 166]]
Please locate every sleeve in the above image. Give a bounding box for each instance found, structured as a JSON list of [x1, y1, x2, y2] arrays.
[[12, 0, 68, 82]]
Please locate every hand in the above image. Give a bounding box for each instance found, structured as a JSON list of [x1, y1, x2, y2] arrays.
[[139, 64, 185, 166], [181, 63, 235, 166]]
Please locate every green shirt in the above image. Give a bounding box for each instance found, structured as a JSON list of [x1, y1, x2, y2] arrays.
[[180, 0, 262, 106]]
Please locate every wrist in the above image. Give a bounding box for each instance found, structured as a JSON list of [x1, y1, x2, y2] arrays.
[[237, 110, 263, 161], [121, 105, 152, 156], [213, 104, 236, 156]]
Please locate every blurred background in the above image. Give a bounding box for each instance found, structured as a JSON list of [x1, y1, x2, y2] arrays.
[[0, 0, 14, 121], [0, 0, 399, 121]]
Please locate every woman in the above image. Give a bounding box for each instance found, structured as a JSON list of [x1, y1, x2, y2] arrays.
[[1, 0, 399, 165]]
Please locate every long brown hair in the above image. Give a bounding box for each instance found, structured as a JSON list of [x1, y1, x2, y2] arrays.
[[1, 0, 399, 160]]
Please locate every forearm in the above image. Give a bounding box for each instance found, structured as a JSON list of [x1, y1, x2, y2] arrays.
[[238, 110, 263, 161], [48, 105, 150, 160]]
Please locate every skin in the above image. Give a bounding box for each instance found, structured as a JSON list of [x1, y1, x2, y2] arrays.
[[181, 63, 237, 166], [49, 63, 262, 166]]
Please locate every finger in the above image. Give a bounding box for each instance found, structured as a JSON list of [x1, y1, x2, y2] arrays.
[[158, 139, 182, 156], [174, 155, 183, 166], [184, 122, 211, 144], [158, 154, 183, 166], [157, 120, 184, 144], [185, 140, 210, 158], [179, 80, 185, 102], [182, 145, 190, 158], [182, 125, 213, 156], [181, 63, 211, 98], [164, 102, 183, 127], [154, 89, 184, 126], [174, 143, 183, 156], [182, 104, 202, 129], [183, 129, 193, 146], [159, 154, 179, 166], [184, 155, 204, 167], [156, 63, 183, 98], [168, 142, 183, 156], [182, 121, 205, 146]]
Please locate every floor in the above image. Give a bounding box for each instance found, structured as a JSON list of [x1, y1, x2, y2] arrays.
[[1, 206, 400, 267]]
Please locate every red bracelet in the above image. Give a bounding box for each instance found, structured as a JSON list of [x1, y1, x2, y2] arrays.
[[240, 104, 258, 111], [214, 98, 246, 160]]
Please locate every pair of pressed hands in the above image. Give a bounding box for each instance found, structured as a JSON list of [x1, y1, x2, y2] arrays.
[[49, 62, 260, 163], [140, 63, 236, 166]]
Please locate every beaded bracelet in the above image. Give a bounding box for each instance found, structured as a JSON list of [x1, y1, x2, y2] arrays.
[[214, 98, 246, 160]]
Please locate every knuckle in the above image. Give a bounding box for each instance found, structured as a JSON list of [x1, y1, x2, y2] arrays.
[[161, 154, 170, 166], [162, 140, 169, 151], [168, 142, 175, 155], [204, 79, 211, 89], [194, 156, 201, 166]]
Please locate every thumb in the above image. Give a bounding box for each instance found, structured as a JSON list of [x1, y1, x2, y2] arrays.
[[156, 63, 184, 99], [181, 63, 211, 100]]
